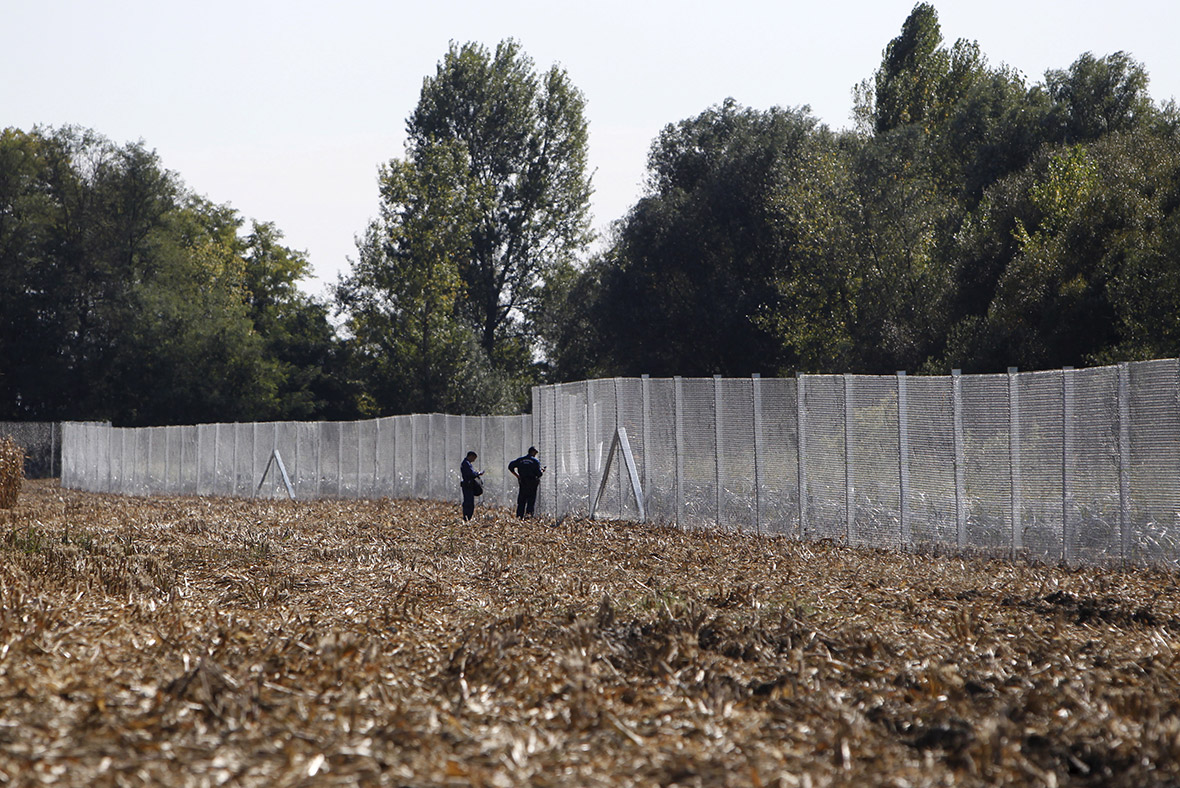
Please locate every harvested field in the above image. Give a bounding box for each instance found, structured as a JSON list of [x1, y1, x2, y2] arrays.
[[3, 481, 1180, 786]]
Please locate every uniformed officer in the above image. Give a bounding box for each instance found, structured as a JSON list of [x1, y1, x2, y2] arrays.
[[507, 446, 545, 518], [460, 451, 483, 521]]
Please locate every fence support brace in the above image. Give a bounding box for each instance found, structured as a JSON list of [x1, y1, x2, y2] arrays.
[[257, 449, 295, 499], [590, 427, 645, 522]]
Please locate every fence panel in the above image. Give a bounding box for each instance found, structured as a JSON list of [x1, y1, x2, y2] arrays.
[[960, 374, 1013, 553], [586, 379, 619, 519], [904, 377, 957, 547], [848, 375, 902, 550], [800, 375, 847, 540], [1017, 371, 1066, 561], [716, 378, 756, 533], [758, 377, 798, 536], [1069, 366, 1120, 565], [1127, 359, 1180, 567], [554, 383, 590, 519], [643, 379, 679, 526], [615, 378, 647, 523], [535, 387, 557, 519], [480, 416, 506, 510]]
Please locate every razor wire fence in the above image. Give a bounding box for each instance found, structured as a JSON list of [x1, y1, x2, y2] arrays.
[[532, 360, 1180, 568], [62, 414, 532, 512], [58, 358, 1180, 567]]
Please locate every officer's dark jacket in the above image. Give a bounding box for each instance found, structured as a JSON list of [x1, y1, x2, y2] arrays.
[[461, 458, 479, 485], [508, 455, 543, 481]]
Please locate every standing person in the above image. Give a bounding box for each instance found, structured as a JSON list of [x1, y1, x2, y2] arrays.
[[460, 451, 483, 521], [508, 446, 545, 518]]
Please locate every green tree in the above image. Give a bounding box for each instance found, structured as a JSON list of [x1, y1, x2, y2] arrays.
[[1046, 52, 1155, 143], [596, 100, 828, 376], [339, 140, 512, 414], [867, 3, 989, 136], [872, 3, 949, 133], [0, 127, 65, 418], [0, 125, 342, 425], [241, 221, 354, 420], [939, 131, 1180, 371], [407, 39, 593, 388], [759, 138, 861, 372], [111, 196, 278, 425]]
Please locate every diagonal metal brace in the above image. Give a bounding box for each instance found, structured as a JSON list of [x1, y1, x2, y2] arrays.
[[589, 427, 645, 522], [256, 449, 295, 499]]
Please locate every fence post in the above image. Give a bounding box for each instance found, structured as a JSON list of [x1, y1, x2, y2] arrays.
[[752, 374, 763, 535], [146, 427, 154, 493], [337, 422, 344, 498], [585, 380, 592, 517], [641, 375, 651, 515], [355, 421, 363, 499], [1062, 367, 1075, 564], [477, 417, 485, 501], [844, 373, 854, 544], [553, 385, 561, 519], [1008, 367, 1022, 558], [714, 374, 724, 530], [250, 423, 258, 499], [374, 419, 382, 497], [674, 376, 685, 528], [213, 423, 221, 496], [1117, 362, 1131, 567], [897, 371, 910, 547], [618, 379, 627, 519], [952, 370, 966, 550], [797, 372, 807, 540], [164, 426, 171, 493], [409, 417, 417, 499]]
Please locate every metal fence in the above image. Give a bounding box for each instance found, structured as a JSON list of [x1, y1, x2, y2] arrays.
[[0, 422, 62, 478], [533, 361, 1180, 568], [62, 414, 532, 513], [59, 358, 1180, 567]]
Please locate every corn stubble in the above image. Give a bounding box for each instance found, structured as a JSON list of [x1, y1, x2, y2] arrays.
[[2, 480, 1180, 786], [0, 437, 23, 509]]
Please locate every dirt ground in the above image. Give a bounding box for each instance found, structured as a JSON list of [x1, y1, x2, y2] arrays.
[[2, 479, 1180, 787]]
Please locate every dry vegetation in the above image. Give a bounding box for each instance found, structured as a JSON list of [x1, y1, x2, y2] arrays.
[[0, 437, 22, 509], [3, 480, 1180, 786]]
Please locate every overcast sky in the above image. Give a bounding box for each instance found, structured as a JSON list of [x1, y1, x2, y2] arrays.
[[5, 1, 1178, 299]]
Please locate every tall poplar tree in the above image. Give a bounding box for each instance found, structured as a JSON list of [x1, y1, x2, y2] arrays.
[[339, 39, 593, 413], [409, 40, 593, 358]]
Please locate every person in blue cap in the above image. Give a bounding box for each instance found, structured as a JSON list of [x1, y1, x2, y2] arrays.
[[507, 446, 545, 518]]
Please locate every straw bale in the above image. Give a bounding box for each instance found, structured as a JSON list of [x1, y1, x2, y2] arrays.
[[0, 436, 22, 508], [3, 479, 1180, 786]]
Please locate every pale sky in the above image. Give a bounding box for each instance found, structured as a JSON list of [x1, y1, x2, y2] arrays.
[[5, 1, 1178, 300]]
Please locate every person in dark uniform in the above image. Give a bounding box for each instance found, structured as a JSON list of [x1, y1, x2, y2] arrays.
[[460, 451, 483, 521], [507, 446, 545, 518]]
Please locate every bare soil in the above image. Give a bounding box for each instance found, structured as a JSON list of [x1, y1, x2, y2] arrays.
[[2, 479, 1180, 786]]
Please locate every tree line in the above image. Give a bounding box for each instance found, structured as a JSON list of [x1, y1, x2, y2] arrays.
[[4, 4, 1180, 425], [0, 126, 352, 425]]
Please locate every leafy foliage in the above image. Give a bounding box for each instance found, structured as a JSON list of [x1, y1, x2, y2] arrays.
[[0, 126, 342, 425], [337, 39, 592, 414], [583, 5, 1180, 379]]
